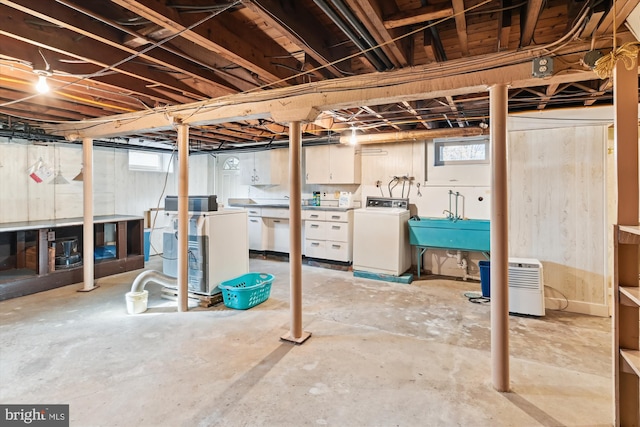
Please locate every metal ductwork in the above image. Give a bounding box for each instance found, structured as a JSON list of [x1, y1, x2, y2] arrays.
[[312, 0, 393, 71]]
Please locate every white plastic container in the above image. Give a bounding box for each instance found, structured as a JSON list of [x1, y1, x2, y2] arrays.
[[338, 192, 354, 208], [125, 290, 149, 314]]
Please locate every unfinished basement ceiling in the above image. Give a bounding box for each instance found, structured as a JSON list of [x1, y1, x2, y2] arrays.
[[0, 0, 638, 152]]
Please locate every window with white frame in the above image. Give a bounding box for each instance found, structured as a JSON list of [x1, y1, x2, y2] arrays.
[[433, 136, 489, 166], [222, 156, 239, 170], [128, 150, 174, 172]]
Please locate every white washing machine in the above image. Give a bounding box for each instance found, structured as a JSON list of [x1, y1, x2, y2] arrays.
[[353, 197, 411, 276]]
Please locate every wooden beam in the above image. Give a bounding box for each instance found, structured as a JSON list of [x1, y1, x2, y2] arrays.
[[497, 0, 513, 51], [110, 0, 300, 86], [520, 0, 544, 47], [48, 49, 609, 139], [0, 6, 207, 99], [2, 0, 237, 96], [345, 0, 409, 67], [339, 126, 486, 144], [595, 0, 634, 37], [384, 5, 453, 29], [242, 0, 347, 78], [451, 0, 469, 56]]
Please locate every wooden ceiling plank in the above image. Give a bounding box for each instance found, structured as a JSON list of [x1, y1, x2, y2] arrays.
[[0, 6, 208, 99], [242, 0, 347, 78], [383, 5, 454, 29], [451, 0, 469, 56], [110, 0, 299, 86], [520, 0, 544, 47], [580, 10, 605, 38]]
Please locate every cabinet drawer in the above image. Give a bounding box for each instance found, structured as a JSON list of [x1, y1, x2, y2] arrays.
[[262, 208, 289, 219], [325, 222, 349, 242], [305, 239, 326, 259], [325, 240, 350, 262], [302, 210, 326, 221], [305, 221, 326, 240], [246, 208, 262, 217], [326, 211, 349, 222]]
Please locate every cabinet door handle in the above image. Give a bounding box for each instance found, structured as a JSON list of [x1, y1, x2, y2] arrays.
[[273, 220, 280, 223], [331, 225, 340, 230], [331, 244, 341, 249], [329, 172, 332, 180], [306, 173, 309, 180], [254, 175, 259, 182], [250, 219, 258, 223], [310, 214, 319, 218], [331, 215, 340, 220], [311, 242, 319, 247], [310, 224, 319, 228]]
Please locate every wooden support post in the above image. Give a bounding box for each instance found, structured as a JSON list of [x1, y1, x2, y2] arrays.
[[490, 83, 509, 391], [281, 121, 311, 344], [613, 53, 639, 427], [177, 124, 189, 312], [78, 137, 98, 292]]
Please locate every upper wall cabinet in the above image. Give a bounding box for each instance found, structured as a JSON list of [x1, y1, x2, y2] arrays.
[[240, 150, 286, 186], [305, 145, 361, 184]]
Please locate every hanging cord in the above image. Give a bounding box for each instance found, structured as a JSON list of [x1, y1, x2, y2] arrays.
[[593, 1, 640, 79]]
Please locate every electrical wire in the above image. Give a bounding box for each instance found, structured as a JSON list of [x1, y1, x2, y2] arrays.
[[0, 1, 241, 110]]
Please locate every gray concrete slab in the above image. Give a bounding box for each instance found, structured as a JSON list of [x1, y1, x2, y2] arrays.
[[0, 256, 611, 426]]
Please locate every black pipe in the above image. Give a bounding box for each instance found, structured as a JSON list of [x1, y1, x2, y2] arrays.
[[312, 0, 387, 71], [328, 0, 394, 70]]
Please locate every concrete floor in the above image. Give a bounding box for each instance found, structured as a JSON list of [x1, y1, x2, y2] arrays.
[[1, 256, 611, 427]]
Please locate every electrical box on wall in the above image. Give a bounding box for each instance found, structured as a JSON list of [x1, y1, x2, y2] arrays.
[[532, 57, 553, 78]]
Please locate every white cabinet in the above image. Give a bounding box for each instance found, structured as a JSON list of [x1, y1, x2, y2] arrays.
[[247, 208, 266, 251], [305, 145, 361, 184], [241, 150, 286, 185], [303, 209, 353, 262], [266, 218, 290, 253]]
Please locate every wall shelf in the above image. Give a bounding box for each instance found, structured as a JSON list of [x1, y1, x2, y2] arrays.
[[613, 224, 640, 426], [0, 215, 144, 300]]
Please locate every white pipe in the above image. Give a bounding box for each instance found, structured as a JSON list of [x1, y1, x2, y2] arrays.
[[131, 270, 177, 293]]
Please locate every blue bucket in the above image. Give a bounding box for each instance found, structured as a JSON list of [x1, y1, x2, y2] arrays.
[[479, 260, 490, 298]]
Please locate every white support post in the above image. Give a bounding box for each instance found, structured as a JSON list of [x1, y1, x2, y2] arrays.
[[78, 137, 98, 292], [177, 124, 189, 312], [281, 121, 311, 344]]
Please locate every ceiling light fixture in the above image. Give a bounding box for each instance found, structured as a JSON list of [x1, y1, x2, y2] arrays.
[[34, 70, 52, 94], [33, 49, 52, 94], [349, 127, 358, 145]]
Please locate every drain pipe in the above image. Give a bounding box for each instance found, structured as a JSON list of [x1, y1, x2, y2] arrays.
[[312, 0, 388, 71], [130, 270, 177, 293], [445, 250, 480, 281], [327, 0, 394, 70]]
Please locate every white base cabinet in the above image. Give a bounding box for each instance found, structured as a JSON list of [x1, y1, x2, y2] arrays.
[[304, 210, 353, 262]]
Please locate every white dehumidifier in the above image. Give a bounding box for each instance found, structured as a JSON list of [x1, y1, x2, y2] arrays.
[[508, 258, 545, 316]]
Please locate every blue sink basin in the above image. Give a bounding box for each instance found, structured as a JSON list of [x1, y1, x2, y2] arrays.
[[408, 217, 490, 252]]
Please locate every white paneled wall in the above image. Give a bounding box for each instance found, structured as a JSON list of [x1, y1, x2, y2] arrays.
[[0, 140, 213, 227], [509, 126, 608, 316]]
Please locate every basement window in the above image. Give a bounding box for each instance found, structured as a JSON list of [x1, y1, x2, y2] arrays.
[[434, 137, 489, 166], [128, 150, 174, 172]]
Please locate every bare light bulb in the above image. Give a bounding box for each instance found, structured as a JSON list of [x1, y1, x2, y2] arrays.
[[349, 127, 357, 145], [35, 74, 49, 94]]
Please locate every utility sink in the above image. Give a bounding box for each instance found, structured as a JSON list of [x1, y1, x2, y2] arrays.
[[408, 217, 490, 252]]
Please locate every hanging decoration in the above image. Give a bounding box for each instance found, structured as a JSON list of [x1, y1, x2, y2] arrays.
[[27, 157, 53, 183]]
